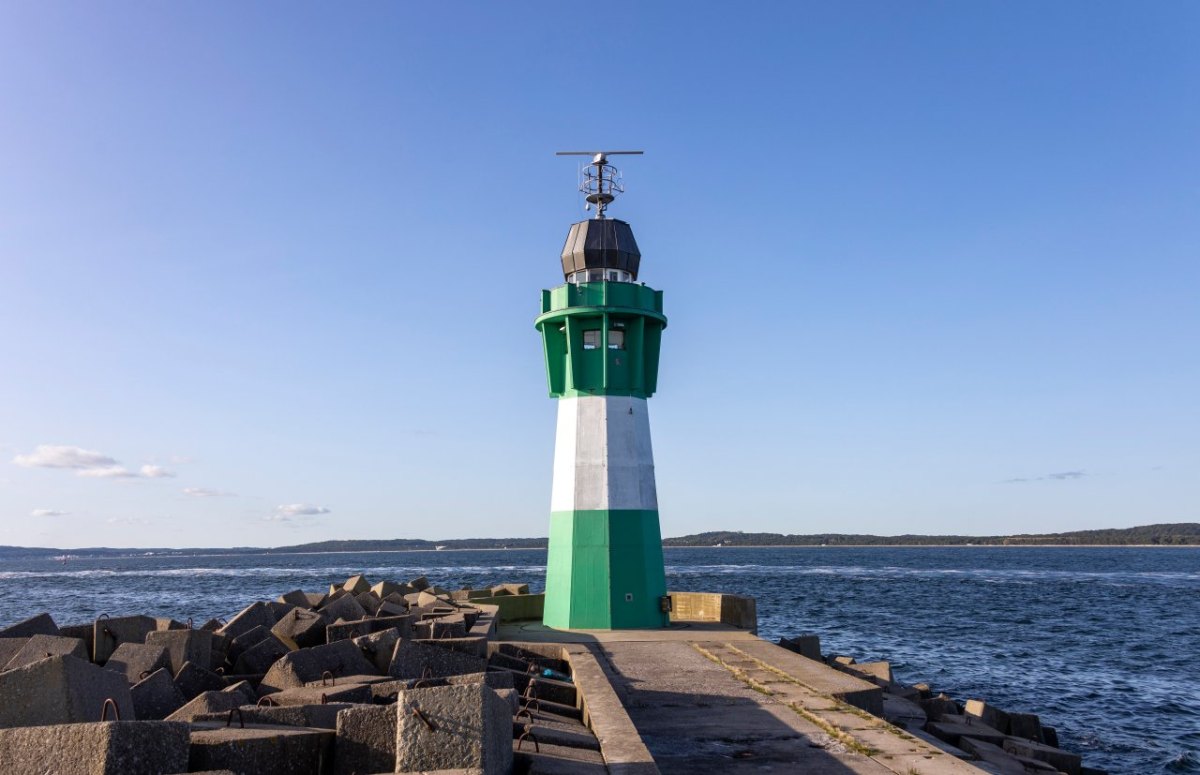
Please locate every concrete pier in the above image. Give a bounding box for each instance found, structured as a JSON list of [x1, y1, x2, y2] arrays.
[[500, 624, 986, 775]]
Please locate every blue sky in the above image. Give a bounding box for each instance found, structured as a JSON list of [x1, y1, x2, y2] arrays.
[[0, 2, 1196, 548]]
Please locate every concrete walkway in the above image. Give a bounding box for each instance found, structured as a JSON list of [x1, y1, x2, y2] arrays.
[[596, 640, 985, 775], [502, 623, 986, 775]]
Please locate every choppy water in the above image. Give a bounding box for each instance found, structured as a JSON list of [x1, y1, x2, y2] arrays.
[[1, 546, 1196, 773]]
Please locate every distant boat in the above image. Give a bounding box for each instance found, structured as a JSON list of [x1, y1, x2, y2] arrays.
[[435, 545, 447, 551]]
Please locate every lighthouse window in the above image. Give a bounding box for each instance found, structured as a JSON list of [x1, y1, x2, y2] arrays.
[[608, 271, 619, 282], [582, 330, 600, 350], [608, 330, 625, 350]]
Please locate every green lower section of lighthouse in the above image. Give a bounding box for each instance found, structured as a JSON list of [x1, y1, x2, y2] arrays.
[[542, 509, 669, 630]]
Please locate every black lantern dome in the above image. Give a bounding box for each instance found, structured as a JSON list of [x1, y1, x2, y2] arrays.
[[560, 218, 641, 281]]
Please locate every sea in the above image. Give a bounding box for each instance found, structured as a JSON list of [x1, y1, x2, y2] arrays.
[[0, 545, 1196, 773]]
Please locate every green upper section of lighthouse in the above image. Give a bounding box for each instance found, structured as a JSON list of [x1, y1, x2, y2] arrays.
[[537, 153, 666, 399], [536, 279, 665, 399]]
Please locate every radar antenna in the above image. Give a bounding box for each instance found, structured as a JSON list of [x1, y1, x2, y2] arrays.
[[555, 150, 643, 218]]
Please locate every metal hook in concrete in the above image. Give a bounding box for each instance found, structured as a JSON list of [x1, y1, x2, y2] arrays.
[[516, 726, 540, 752], [100, 698, 120, 722]]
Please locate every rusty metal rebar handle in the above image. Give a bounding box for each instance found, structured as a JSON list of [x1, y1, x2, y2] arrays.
[[100, 698, 120, 721]]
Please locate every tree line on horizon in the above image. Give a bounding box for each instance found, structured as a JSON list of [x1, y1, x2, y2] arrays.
[[663, 523, 1200, 547], [1, 523, 1196, 559]]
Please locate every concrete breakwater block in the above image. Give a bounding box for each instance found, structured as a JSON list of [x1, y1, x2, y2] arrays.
[[327, 614, 413, 644], [413, 615, 468, 640], [488, 583, 529, 597], [964, 698, 1010, 732], [881, 694, 927, 729], [333, 704, 396, 775], [272, 608, 327, 649], [218, 602, 277, 641], [1008, 711, 1043, 741], [0, 655, 133, 728], [320, 593, 368, 624], [450, 671, 514, 691], [343, 575, 372, 595], [233, 633, 293, 675], [372, 580, 414, 599], [193, 703, 354, 730], [227, 623, 275, 660], [130, 667, 186, 720], [0, 613, 59, 639], [355, 591, 381, 615], [957, 737, 1037, 775], [0, 720, 189, 775], [93, 615, 157, 665], [926, 714, 1008, 747], [268, 682, 374, 706], [0, 636, 30, 671], [174, 660, 226, 701], [267, 601, 297, 622], [278, 589, 312, 608], [1003, 736, 1082, 775], [103, 642, 171, 683], [3, 633, 88, 671], [395, 683, 512, 774], [59, 623, 96, 659], [188, 723, 334, 775], [146, 628, 212, 675], [777, 633, 822, 661], [167, 689, 252, 722], [259, 640, 380, 694], [920, 693, 961, 718], [353, 628, 402, 674], [377, 600, 408, 617], [416, 636, 488, 661], [389, 638, 487, 680]]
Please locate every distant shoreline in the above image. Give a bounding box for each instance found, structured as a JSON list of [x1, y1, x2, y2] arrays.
[[5, 522, 1196, 558], [12, 543, 1199, 561]]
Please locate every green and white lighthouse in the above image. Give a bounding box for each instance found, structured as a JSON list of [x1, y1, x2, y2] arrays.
[[536, 151, 670, 630]]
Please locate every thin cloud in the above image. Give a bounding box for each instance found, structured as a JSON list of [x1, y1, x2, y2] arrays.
[[105, 516, 151, 526], [1004, 470, 1086, 484], [13, 445, 118, 470], [266, 503, 332, 522], [274, 503, 331, 517], [183, 487, 235, 497], [76, 465, 138, 478], [13, 445, 179, 479], [31, 509, 69, 517]]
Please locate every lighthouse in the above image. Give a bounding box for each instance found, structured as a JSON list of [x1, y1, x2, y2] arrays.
[[536, 151, 670, 630]]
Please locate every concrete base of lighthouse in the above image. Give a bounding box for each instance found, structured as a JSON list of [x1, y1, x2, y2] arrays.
[[543, 395, 669, 630]]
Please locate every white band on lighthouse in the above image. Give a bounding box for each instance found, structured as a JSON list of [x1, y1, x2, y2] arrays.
[[550, 395, 658, 513]]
